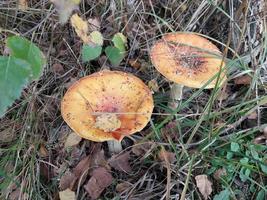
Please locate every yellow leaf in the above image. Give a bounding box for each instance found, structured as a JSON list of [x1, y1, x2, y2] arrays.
[[70, 14, 90, 43], [59, 189, 75, 200], [50, 0, 80, 24], [90, 31, 103, 46]]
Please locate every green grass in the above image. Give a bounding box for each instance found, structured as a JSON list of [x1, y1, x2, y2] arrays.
[[0, 0, 267, 199]]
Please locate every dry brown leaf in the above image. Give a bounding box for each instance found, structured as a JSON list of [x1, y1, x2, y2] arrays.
[[59, 171, 76, 190], [50, 0, 80, 24], [148, 79, 159, 92], [213, 168, 227, 180], [0, 128, 15, 143], [116, 182, 131, 193], [195, 175, 213, 200], [129, 58, 141, 70], [88, 17, 101, 31], [109, 151, 132, 173], [234, 75, 252, 85], [158, 148, 176, 164], [84, 167, 113, 200], [91, 149, 109, 169], [64, 132, 82, 148], [18, 0, 28, 11], [70, 14, 90, 43], [52, 63, 64, 74], [39, 144, 48, 157], [59, 188, 75, 200]]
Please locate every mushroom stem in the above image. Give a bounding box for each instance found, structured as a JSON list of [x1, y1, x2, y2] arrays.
[[168, 83, 184, 109], [107, 140, 122, 154]]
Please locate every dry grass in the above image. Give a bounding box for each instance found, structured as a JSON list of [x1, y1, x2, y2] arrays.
[[0, 0, 267, 199]]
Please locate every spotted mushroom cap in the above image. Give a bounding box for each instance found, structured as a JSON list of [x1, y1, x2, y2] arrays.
[[61, 70, 154, 142], [150, 32, 227, 88]]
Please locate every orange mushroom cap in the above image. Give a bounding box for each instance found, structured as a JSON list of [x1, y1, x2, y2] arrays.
[[150, 32, 227, 88], [61, 70, 154, 142]]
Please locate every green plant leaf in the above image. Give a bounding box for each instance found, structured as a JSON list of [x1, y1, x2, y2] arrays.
[[7, 36, 46, 79], [213, 189, 230, 200], [231, 142, 240, 152], [82, 44, 102, 62], [260, 164, 267, 174], [256, 189, 265, 200], [0, 56, 32, 116], [112, 33, 127, 52], [105, 46, 125, 66]]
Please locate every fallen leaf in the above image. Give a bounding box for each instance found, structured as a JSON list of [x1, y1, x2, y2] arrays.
[[39, 144, 48, 157], [0, 128, 15, 143], [109, 151, 132, 173], [148, 79, 159, 92], [52, 63, 64, 74], [64, 132, 82, 148], [91, 149, 109, 169], [9, 188, 29, 200], [158, 148, 176, 164], [234, 75, 252, 85], [84, 167, 113, 200], [18, 0, 28, 11], [213, 168, 227, 180], [50, 0, 80, 24], [59, 188, 75, 200], [116, 182, 131, 193], [195, 175, 213, 200], [70, 14, 90, 43], [129, 58, 141, 70], [89, 31, 103, 46], [88, 17, 101, 31], [59, 171, 76, 190]]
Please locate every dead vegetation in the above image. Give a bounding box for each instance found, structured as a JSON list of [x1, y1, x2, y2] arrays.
[[0, 0, 267, 199]]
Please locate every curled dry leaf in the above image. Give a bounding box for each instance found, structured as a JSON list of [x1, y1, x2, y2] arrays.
[[84, 167, 113, 200], [70, 14, 90, 43], [59, 188, 76, 200], [39, 144, 48, 157], [0, 128, 15, 143], [234, 74, 252, 85], [195, 175, 213, 200], [64, 132, 82, 148], [129, 58, 141, 70], [50, 0, 80, 24], [109, 151, 132, 173]]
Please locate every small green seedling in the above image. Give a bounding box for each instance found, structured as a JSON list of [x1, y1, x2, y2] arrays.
[[0, 36, 46, 117]]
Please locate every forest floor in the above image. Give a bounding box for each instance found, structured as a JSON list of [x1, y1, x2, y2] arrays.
[[0, 0, 267, 200]]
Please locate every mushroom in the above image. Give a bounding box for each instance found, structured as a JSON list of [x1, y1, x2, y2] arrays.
[[150, 32, 227, 108], [61, 70, 154, 153]]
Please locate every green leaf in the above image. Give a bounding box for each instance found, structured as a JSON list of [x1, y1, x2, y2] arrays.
[[256, 189, 265, 200], [7, 36, 46, 79], [0, 56, 31, 116], [231, 142, 240, 152], [105, 46, 125, 66], [90, 31, 103, 46], [213, 189, 230, 200], [112, 33, 127, 52], [240, 157, 249, 164], [260, 164, 267, 174], [82, 44, 102, 62]]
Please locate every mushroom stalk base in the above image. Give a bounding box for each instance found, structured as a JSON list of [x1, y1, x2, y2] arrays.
[[168, 84, 184, 109], [107, 140, 122, 154]]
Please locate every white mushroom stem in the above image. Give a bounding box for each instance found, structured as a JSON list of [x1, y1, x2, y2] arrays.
[[168, 83, 184, 109], [107, 140, 122, 154]]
